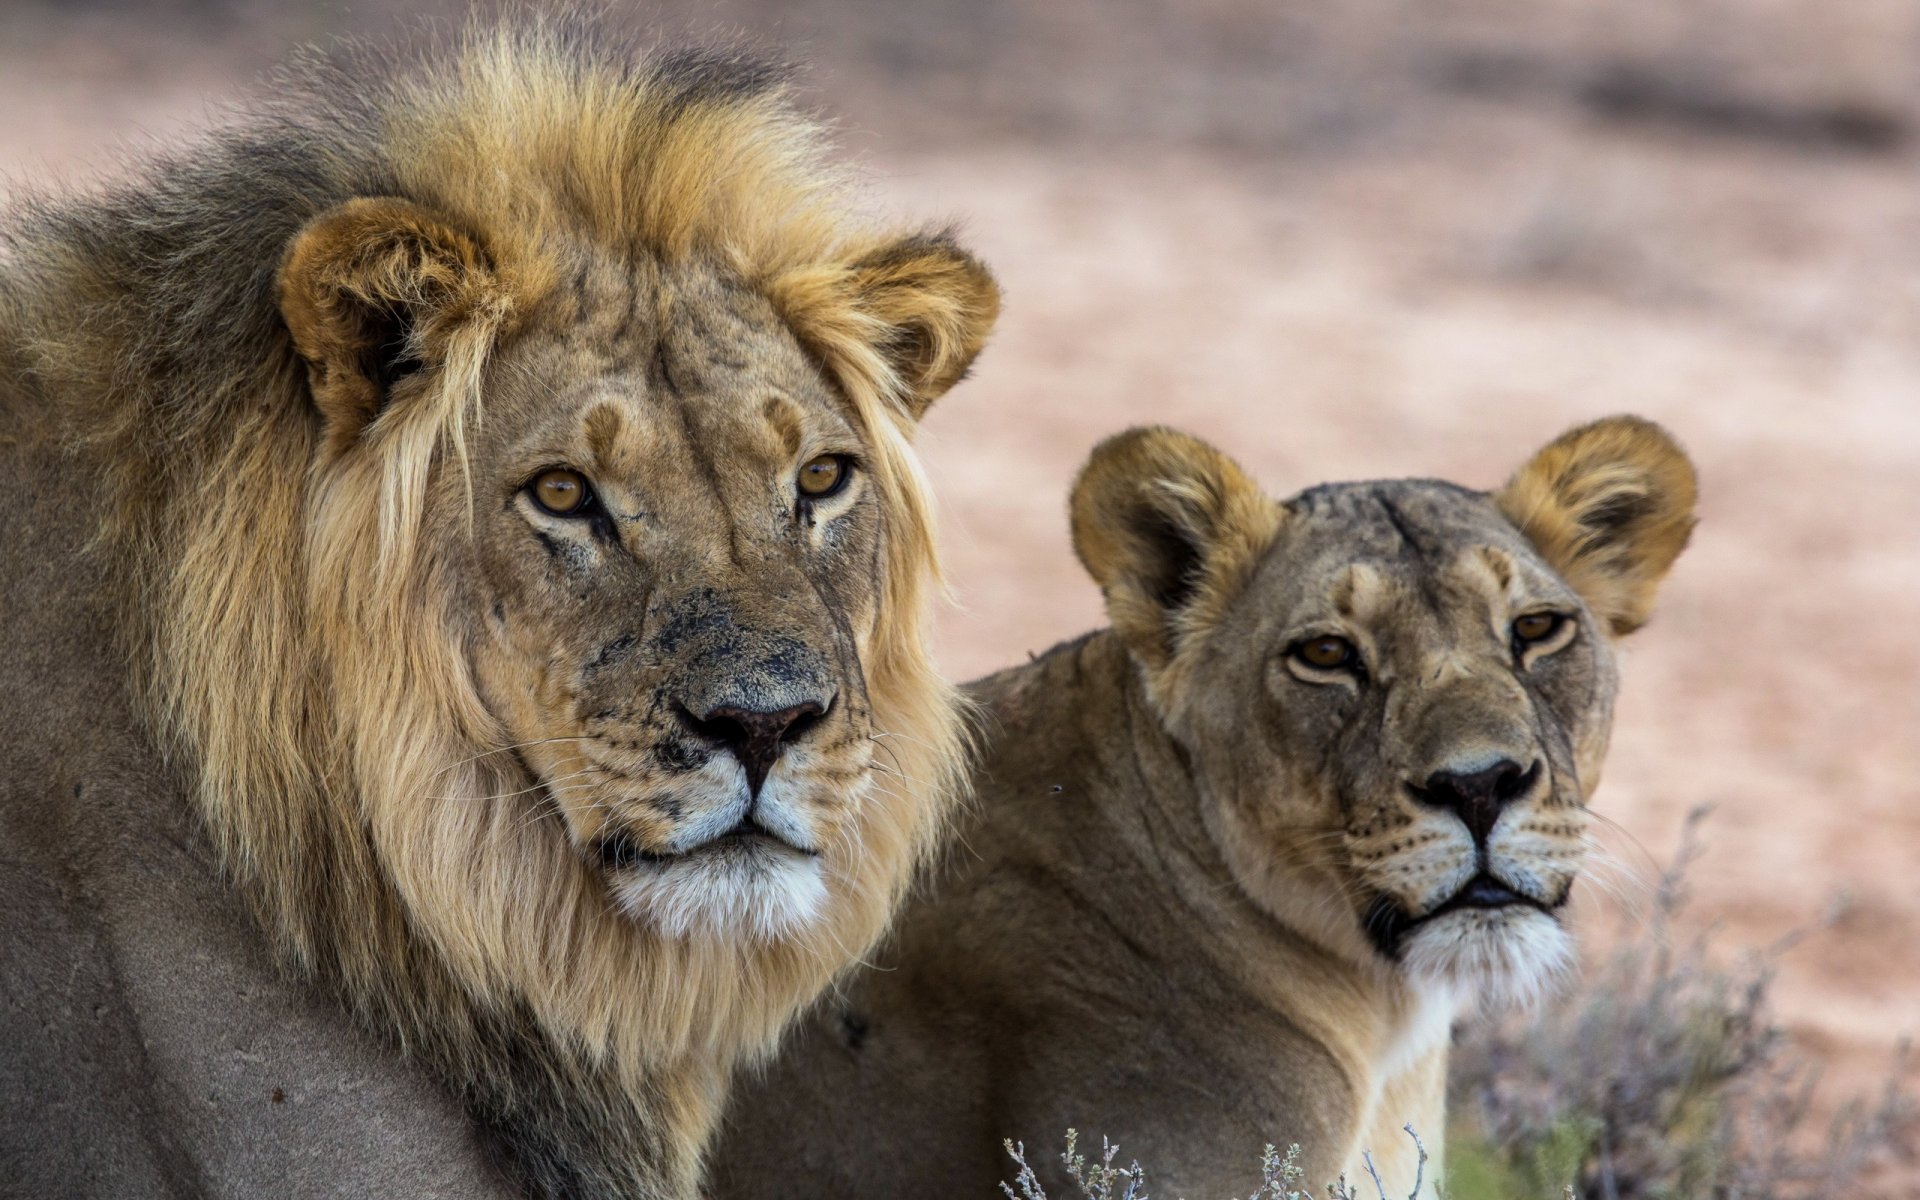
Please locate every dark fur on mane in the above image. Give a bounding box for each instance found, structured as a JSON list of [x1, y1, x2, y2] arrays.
[[0, 20, 967, 1199]]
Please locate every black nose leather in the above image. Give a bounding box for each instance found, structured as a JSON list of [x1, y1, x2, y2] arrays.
[[1415, 759, 1538, 845], [680, 699, 829, 797]]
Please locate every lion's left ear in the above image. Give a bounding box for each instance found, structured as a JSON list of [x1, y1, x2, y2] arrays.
[[1496, 415, 1698, 636], [278, 197, 508, 451], [774, 231, 1000, 420]]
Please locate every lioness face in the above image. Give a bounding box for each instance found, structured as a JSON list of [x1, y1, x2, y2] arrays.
[[1194, 482, 1613, 1007], [1072, 419, 1695, 1008], [454, 262, 892, 939]]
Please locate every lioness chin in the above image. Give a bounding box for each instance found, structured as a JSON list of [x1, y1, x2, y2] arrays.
[[714, 416, 1695, 1200]]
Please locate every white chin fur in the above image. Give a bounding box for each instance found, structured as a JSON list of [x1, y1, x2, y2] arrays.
[[1400, 905, 1574, 1012], [611, 842, 828, 941]]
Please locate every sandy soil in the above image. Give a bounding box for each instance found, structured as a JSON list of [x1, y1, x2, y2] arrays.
[[3, 0, 1915, 1184]]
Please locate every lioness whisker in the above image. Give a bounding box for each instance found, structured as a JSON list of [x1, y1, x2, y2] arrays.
[[1583, 808, 1665, 883]]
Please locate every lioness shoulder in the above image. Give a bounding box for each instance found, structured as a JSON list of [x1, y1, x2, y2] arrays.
[[713, 417, 1694, 1199]]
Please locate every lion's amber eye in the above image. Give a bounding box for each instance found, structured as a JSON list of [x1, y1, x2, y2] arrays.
[[1293, 636, 1356, 671], [796, 454, 851, 499], [531, 468, 592, 516], [1512, 612, 1565, 645]]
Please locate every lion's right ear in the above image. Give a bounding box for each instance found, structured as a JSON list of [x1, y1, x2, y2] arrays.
[[278, 198, 506, 450], [773, 231, 1000, 422], [1496, 415, 1697, 636], [1070, 427, 1281, 670]]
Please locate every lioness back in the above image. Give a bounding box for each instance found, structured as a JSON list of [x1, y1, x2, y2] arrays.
[[714, 419, 1694, 1199], [0, 20, 996, 1199], [714, 633, 1356, 1197]]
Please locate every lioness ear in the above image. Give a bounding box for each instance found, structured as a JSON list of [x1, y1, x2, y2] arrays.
[[1496, 415, 1698, 636], [1071, 427, 1281, 668], [776, 231, 1000, 420], [278, 197, 504, 449]]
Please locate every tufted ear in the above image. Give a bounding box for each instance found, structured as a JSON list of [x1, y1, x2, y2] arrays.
[[1496, 415, 1697, 636], [774, 231, 1000, 420], [278, 197, 507, 451], [1071, 427, 1282, 669]]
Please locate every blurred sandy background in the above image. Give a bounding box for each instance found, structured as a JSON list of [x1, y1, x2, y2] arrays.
[[3, 0, 1915, 1177]]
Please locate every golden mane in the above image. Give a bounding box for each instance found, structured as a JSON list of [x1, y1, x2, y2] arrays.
[[0, 18, 979, 1195]]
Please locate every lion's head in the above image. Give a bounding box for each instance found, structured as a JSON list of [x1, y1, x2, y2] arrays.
[[1071, 418, 1694, 1008], [280, 192, 992, 947], [261, 44, 998, 1071], [7, 34, 996, 1160]]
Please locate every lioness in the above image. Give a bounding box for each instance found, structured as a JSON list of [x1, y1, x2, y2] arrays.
[[714, 417, 1695, 1198], [0, 24, 995, 1200]]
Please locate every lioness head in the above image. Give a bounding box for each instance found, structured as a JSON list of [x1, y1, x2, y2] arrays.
[[1072, 419, 1694, 1007]]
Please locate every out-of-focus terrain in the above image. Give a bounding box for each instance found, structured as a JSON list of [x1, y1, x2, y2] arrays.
[[4, 0, 1915, 1185]]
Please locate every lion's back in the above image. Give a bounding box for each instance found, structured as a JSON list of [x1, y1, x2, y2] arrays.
[[0, 419, 514, 1200]]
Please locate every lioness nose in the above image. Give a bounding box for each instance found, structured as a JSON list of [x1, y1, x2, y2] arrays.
[[1415, 758, 1539, 846], [681, 698, 830, 798]]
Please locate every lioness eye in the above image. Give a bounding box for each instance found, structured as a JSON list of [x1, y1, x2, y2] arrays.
[[1512, 612, 1564, 644], [797, 454, 851, 499], [531, 468, 592, 516], [1294, 636, 1356, 671]]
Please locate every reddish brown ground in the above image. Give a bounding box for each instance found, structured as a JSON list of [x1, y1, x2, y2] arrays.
[[5, 0, 1914, 1185]]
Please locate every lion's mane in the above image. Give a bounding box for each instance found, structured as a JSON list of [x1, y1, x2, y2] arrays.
[[0, 20, 967, 1196]]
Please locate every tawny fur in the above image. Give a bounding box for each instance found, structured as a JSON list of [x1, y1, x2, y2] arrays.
[[714, 419, 1695, 1200], [0, 20, 995, 1199]]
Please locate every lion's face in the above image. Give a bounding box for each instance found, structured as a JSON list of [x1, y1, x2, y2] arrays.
[[279, 199, 997, 947], [1071, 419, 1695, 1009], [457, 263, 889, 939]]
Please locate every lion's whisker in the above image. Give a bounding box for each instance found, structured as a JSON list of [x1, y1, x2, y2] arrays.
[[431, 768, 603, 804], [431, 736, 597, 781]]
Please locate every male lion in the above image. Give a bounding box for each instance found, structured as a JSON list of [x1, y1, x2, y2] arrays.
[[714, 417, 1696, 1198], [0, 24, 996, 1200]]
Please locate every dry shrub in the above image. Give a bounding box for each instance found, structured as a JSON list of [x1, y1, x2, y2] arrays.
[[1447, 807, 1916, 1199]]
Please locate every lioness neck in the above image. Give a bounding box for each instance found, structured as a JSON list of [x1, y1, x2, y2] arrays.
[[966, 629, 1452, 1194]]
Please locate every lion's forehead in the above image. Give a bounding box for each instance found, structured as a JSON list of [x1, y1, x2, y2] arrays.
[[524, 252, 787, 353], [487, 257, 850, 459]]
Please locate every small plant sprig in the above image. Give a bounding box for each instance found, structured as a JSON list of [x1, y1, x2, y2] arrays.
[[1324, 1125, 1427, 1200], [1002, 1125, 1439, 1200], [1001, 1130, 1149, 1200]]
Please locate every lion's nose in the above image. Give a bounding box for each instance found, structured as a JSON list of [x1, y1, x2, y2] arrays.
[[1412, 758, 1539, 846], [679, 697, 831, 798]]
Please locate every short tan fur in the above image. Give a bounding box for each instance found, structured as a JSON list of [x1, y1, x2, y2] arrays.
[[716, 417, 1694, 1199]]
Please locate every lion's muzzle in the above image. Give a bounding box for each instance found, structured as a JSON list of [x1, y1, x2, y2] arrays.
[[676, 695, 834, 800]]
